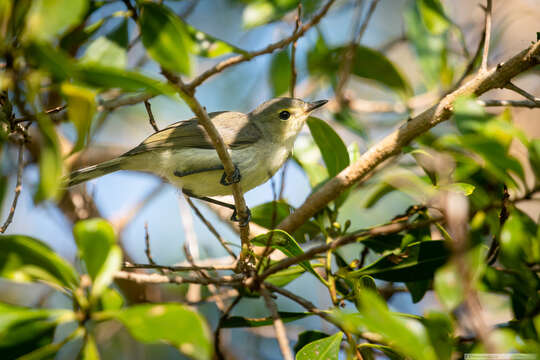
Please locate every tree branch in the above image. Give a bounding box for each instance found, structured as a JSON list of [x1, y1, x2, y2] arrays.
[[114, 270, 242, 286], [480, 0, 493, 72], [260, 285, 293, 360], [278, 40, 540, 234], [0, 141, 24, 233], [160, 70, 252, 264], [186, 0, 336, 90], [185, 196, 237, 260]]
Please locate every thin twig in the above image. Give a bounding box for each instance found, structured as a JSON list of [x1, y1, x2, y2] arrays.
[[112, 183, 165, 233], [186, 0, 336, 90], [184, 242, 209, 279], [144, 222, 157, 266], [504, 82, 540, 104], [114, 270, 243, 285], [446, 20, 486, 94], [265, 282, 363, 359], [486, 185, 509, 265], [0, 141, 24, 233], [215, 295, 242, 360], [260, 285, 293, 360], [477, 99, 540, 108], [121, 0, 138, 20], [144, 100, 159, 132], [444, 192, 496, 352], [336, 0, 379, 104], [185, 196, 237, 259], [289, 4, 302, 98], [99, 93, 154, 112], [123, 262, 236, 272], [355, 0, 379, 44], [480, 0, 492, 72]]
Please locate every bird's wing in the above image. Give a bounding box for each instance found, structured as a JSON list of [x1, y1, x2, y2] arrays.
[[123, 111, 262, 156]]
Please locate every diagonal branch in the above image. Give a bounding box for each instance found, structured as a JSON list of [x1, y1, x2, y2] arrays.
[[161, 70, 252, 264], [480, 0, 493, 72], [0, 141, 24, 233], [260, 285, 294, 360], [186, 0, 336, 90], [185, 196, 237, 259], [278, 40, 540, 234]]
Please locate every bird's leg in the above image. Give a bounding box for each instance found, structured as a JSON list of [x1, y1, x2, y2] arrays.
[[220, 164, 241, 186], [182, 189, 251, 225]]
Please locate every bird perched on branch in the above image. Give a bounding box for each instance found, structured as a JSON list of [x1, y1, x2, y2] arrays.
[[65, 97, 327, 223]]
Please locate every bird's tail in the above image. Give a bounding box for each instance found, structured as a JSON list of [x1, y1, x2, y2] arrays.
[[65, 157, 127, 187]]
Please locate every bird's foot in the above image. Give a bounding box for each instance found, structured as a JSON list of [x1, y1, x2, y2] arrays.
[[220, 165, 241, 186], [230, 207, 251, 226]]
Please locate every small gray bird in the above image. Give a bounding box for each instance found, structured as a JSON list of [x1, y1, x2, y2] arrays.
[[66, 97, 327, 221]]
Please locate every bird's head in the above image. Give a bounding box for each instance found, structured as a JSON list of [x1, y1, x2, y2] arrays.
[[249, 97, 327, 142]]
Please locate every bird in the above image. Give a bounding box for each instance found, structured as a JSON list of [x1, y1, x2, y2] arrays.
[[65, 97, 327, 223]]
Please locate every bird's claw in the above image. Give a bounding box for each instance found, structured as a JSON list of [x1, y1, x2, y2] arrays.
[[220, 165, 241, 186], [230, 207, 251, 226]]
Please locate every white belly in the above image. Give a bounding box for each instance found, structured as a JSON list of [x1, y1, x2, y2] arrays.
[[141, 141, 291, 197]]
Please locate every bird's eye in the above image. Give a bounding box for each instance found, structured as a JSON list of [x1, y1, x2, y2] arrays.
[[279, 110, 291, 120]]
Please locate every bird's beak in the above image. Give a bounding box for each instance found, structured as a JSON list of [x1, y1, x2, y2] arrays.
[[306, 99, 328, 113]]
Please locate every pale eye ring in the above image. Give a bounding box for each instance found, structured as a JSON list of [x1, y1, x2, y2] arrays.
[[279, 110, 291, 120]]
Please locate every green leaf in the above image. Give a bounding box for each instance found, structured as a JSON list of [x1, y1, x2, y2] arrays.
[[417, 0, 450, 35], [61, 82, 97, 153], [34, 113, 62, 202], [528, 139, 540, 180], [270, 50, 291, 96], [250, 201, 320, 243], [348, 240, 450, 282], [186, 25, 246, 58], [242, 0, 320, 29], [24, 0, 87, 41], [0, 235, 79, 289], [139, 2, 192, 74], [406, 280, 430, 303], [294, 331, 330, 354], [434, 262, 463, 310], [251, 230, 326, 284], [81, 334, 100, 360], [73, 219, 115, 280], [307, 116, 349, 177], [438, 182, 475, 196], [500, 212, 540, 265], [223, 312, 313, 328], [351, 46, 412, 97], [26, 42, 75, 81], [420, 312, 453, 360], [404, 2, 450, 88], [107, 19, 129, 48], [308, 40, 412, 97], [99, 288, 124, 311], [352, 275, 377, 311], [266, 265, 306, 287], [81, 36, 127, 69], [60, 19, 104, 53], [112, 304, 212, 360], [362, 182, 397, 208], [334, 291, 437, 360], [0, 303, 74, 359], [75, 64, 175, 95], [73, 218, 121, 300], [296, 331, 342, 360], [358, 343, 404, 360]]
